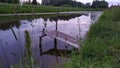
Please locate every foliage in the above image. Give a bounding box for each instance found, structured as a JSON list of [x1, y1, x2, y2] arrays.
[[61, 4, 72, 7], [24, 30, 32, 61], [32, 0, 37, 5], [42, 0, 87, 7], [0, 3, 103, 14], [92, 0, 108, 8], [0, 0, 19, 3], [42, 0, 72, 6], [64, 7, 120, 68], [42, 0, 108, 8], [85, 3, 91, 8]]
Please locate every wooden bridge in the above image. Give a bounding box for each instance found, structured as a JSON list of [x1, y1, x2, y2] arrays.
[[46, 30, 80, 49]]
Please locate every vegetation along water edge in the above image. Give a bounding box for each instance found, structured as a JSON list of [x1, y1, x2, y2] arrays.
[[0, 3, 104, 14], [63, 6, 120, 68]]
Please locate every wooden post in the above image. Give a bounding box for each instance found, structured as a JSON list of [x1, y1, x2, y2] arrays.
[[39, 36, 43, 55]]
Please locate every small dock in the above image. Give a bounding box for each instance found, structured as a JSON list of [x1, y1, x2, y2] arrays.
[[46, 30, 80, 48]]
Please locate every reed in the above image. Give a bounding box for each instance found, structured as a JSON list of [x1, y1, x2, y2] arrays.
[[9, 26, 39, 68], [24, 30, 32, 68]]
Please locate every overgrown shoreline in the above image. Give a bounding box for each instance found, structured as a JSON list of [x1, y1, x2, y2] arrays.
[[0, 3, 103, 14], [64, 7, 120, 68]]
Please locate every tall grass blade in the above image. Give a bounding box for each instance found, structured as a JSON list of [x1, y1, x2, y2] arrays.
[[24, 30, 32, 60], [24, 30, 32, 68], [9, 25, 18, 41], [9, 25, 23, 68]]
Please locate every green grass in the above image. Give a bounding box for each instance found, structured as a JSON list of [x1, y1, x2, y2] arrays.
[[63, 7, 120, 68], [0, 3, 103, 14]]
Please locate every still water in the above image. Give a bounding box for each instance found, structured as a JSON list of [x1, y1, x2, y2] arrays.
[[0, 12, 102, 68]]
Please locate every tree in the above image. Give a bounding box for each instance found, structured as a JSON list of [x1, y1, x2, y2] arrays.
[[41, 0, 88, 7], [49, 0, 59, 6], [85, 2, 91, 8], [12, 0, 19, 3], [42, 0, 74, 6], [29, 0, 31, 4], [92, 0, 108, 8], [0, 0, 19, 3], [42, 0, 50, 5], [0, 0, 5, 2], [76, 2, 84, 7], [32, 0, 37, 5]]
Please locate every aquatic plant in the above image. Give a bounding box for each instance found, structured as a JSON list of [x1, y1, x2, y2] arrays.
[[24, 30, 33, 68], [23, 30, 39, 68], [9, 26, 39, 68], [24, 30, 32, 60]]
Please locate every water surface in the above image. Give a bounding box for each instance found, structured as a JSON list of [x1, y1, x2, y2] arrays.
[[0, 11, 102, 68]]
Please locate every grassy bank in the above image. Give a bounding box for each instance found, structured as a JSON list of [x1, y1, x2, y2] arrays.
[[0, 3, 103, 14], [64, 7, 120, 68]]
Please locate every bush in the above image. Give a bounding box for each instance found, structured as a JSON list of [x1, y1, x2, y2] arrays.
[[61, 4, 72, 7]]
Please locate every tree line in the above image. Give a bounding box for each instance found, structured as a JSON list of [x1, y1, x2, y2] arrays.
[[42, 0, 108, 8], [0, 0, 108, 8], [0, 0, 38, 5], [42, 0, 89, 7], [92, 0, 108, 8]]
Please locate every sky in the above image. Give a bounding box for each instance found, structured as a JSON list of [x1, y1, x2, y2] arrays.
[[76, 0, 120, 6]]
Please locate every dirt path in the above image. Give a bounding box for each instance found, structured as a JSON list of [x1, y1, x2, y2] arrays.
[[0, 11, 103, 16]]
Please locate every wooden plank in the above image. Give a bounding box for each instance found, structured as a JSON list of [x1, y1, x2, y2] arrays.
[[46, 30, 80, 48]]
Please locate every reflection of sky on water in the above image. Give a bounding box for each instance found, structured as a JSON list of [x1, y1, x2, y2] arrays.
[[19, 14, 94, 39]]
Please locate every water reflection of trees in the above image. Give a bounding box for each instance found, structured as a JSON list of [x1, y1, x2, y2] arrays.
[[47, 14, 83, 21], [0, 14, 83, 30], [0, 21, 20, 30], [0, 13, 97, 32]]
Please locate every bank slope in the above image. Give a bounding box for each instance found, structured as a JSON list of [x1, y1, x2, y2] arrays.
[[64, 7, 120, 68]]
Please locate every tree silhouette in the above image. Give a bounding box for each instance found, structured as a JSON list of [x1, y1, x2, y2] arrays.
[[92, 0, 108, 8], [0, 0, 19, 3], [32, 0, 37, 5]]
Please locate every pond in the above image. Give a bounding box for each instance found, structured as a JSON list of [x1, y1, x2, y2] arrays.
[[0, 11, 102, 68]]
